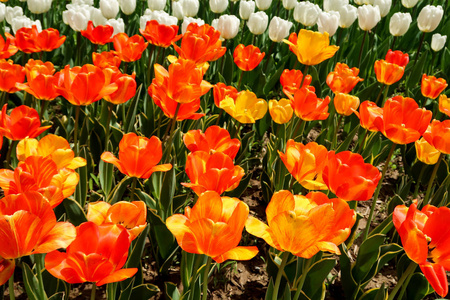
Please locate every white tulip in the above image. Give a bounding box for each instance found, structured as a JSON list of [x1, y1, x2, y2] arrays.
[[140, 10, 178, 29], [389, 12, 411, 36], [324, 0, 348, 12], [100, 0, 119, 19], [0, 3, 6, 22], [105, 18, 124, 36], [282, 0, 297, 10], [431, 33, 447, 52], [172, 1, 184, 19], [417, 5, 443, 33], [119, 0, 136, 15], [182, 0, 199, 17], [210, 0, 228, 13], [338, 4, 357, 28], [269, 16, 292, 42], [148, 0, 166, 11], [293, 1, 321, 27], [28, 0, 53, 14], [317, 11, 340, 36], [374, 0, 391, 17], [11, 16, 41, 33], [89, 7, 108, 26], [211, 18, 219, 30], [63, 4, 90, 31], [401, 0, 418, 8], [217, 14, 240, 39], [357, 5, 380, 31], [181, 16, 204, 33], [256, 0, 271, 10], [5, 6, 23, 25], [72, 0, 93, 5], [239, 0, 255, 20], [247, 11, 268, 35]]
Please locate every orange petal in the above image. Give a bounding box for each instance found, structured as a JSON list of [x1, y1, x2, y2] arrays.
[[96, 268, 138, 286], [0, 258, 15, 285]]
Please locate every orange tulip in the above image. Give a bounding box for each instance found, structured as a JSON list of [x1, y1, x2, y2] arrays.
[[173, 23, 226, 66], [81, 21, 114, 45], [233, 44, 265, 71], [93, 51, 121, 70], [0, 59, 25, 93], [438, 94, 450, 117], [87, 201, 147, 240], [423, 120, 450, 154], [279, 140, 328, 190], [213, 82, 238, 107], [152, 93, 204, 120], [374, 50, 409, 85], [326, 63, 363, 94], [0, 192, 76, 284], [166, 191, 258, 263], [323, 151, 381, 201], [34, 28, 66, 52], [356, 101, 383, 132], [139, 20, 181, 48], [421, 74, 447, 99], [182, 151, 245, 195], [101, 133, 172, 179], [334, 92, 360, 116], [0, 35, 18, 59], [55, 64, 118, 106], [373, 96, 432, 145], [0, 104, 50, 140], [7, 25, 40, 53], [15, 59, 60, 100], [268, 99, 293, 124], [45, 222, 137, 286], [393, 202, 450, 297], [0, 257, 14, 286], [288, 86, 330, 121], [415, 137, 440, 165], [246, 190, 355, 258], [283, 29, 339, 66], [113, 33, 148, 63], [102, 68, 137, 104], [183, 126, 241, 159], [280, 69, 312, 97]]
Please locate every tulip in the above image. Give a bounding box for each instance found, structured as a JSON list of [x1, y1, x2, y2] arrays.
[[401, 0, 418, 8], [393, 203, 450, 297], [15, 59, 59, 101], [269, 99, 293, 124], [93, 51, 121, 69], [9, 25, 40, 53], [423, 120, 450, 155], [0, 35, 18, 59], [326, 63, 363, 94], [317, 11, 340, 37], [213, 83, 238, 107], [357, 5, 381, 31], [0, 104, 50, 140], [239, 0, 255, 20], [323, 151, 381, 201], [183, 126, 241, 159], [256, 0, 271, 10], [217, 15, 240, 40], [181, 17, 205, 34], [357, 101, 383, 132], [268, 17, 293, 43], [167, 191, 258, 263], [415, 137, 440, 165], [5, 6, 23, 25], [81, 21, 114, 45], [105, 18, 125, 36], [417, 5, 443, 33], [152, 93, 204, 120], [210, 0, 228, 13], [0, 3, 5, 22], [247, 11, 268, 35], [89, 7, 107, 26], [338, 5, 357, 28], [63, 4, 90, 31], [280, 69, 312, 96], [172, 1, 184, 20], [288, 86, 330, 121], [293, 1, 321, 27], [389, 12, 412, 37], [220, 90, 268, 124], [118, 0, 136, 14], [101, 133, 172, 178], [148, 0, 166, 10], [374, 49, 408, 85], [279, 140, 328, 189], [140, 20, 180, 47], [113, 33, 148, 62], [431, 33, 447, 52], [246, 190, 356, 257], [182, 152, 245, 195], [45, 222, 137, 286], [282, 0, 296, 10], [35, 28, 66, 52], [140, 10, 178, 28], [0, 59, 25, 93], [182, 0, 199, 17], [421, 74, 447, 99], [284, 29, 339, 66], [334, 93, 360, 116], [100, 0, 119, 19], [28, 0, 52, 14], [324, 0, 348, 12], [102, 68, 137, 104], [373, 0, 391, 17], [0, 258, 14, 286], [233, 44, 265, 71], [439, 95, 450, 117], [10, 16, 42, 34]]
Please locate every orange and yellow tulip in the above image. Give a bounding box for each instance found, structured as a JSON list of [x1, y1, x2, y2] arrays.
[[326, 63, 363, 94], [0, 35, 18, 59], [421, 74, 447, 99], [45, 222, 137, 286], [334, 92, 360, 116], [283, 29, 339, 66], [219, 90, 268, 124], [233, 44, 265, 71], [102, 68, 137, 104], [374, 50, 409, 85], [81, 21, 114, 45], [415, 137, 440, 165], [0, 59, 25, 93], [356, 101, 383, 132], [93, 51, 121, 70], [113, 33, 148, 63], [166, 191, 258, 263], [246, 190, 355, 258], [139, 20, 181, 48], [439, 94, 450, 117], [183, 126, 241, 159], [323, 151, 381, 201], [288, 86, 330, 121], [280, 69, 312, 97], [393, 202, 450, 297], [87, 201, 147, 240], [213, 83, 238, 108], [423, 120, 450, 154], [101, 133, 172, 179], [0, 104, 50, 140], [268, 99, 293, 124], [279, 140, 328, 190], [182, 151, 245, 195]]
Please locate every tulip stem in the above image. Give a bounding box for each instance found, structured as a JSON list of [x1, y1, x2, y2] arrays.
[[358, 31, 368, 69], [391, 36, 397, 50], [414, 32, 426, 66], [40, 100, 48, 121], [292, 258, 313, 300], [130, 177, 137, 202], [237, 70, 244, 90], [387, 261, 416, 300], [74, 106, 80, 156], [201, 256, 213, 300], [90, 284, 97, 300], [375, 84, 386, 105], [300, 65, 309, 88], [272, 251, 290, 300], [105, 102, 114, 151], [363, 142, 397, 240], [292, 119, 304, 142], [164, 103, 181, 162], [356, 130, 369, 153], [5, 140, 17, 169], [332, 114, 344, 149], [381, 84, 390, 106], [146, 45, 155, 87], [422, 153, 444, 207], [34, 254, 47, 299], [8, 269, 15, 300]]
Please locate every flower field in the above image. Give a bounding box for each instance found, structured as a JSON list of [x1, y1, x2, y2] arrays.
[[0, 0, 449, 299]]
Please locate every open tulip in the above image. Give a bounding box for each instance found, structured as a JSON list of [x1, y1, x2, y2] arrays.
[[8, 25, 40, 53], [0, 35, 17, 59], [334, 93, 360, 116], [268, 99, 293, 124], [423, 120, 450, 155], [103, 68, 137, 104], [288, 86, 330, 121], [389, 12, 411, 37], [417, 5, 443, 33], [421, 74, 447, 99], [166, 191, 258, 263], [0, 59, 25, 93], [139, 20, 180, 48], [323, 151, 381, 201], [279, 140, 328, 190], [219, 90, 268, 124], [113, 33, 148, 62], [280, 69, 312, 96], [213, 83, 238, 108], [393, 202, 450, 297], [34, 28, 66, 52], [183, 126, 241, 159], [0, 104, 50, 140], [81, 20, 114, 45], [93, 51, 121, 69], [182, 151, 245, 195], [246, 190, 356, 258], [101, 133, 172, 179], [415, 137, 440, 165], [374, 50, 408, 85], [233, 44, 265, 71], [326, 63, 363, 94]]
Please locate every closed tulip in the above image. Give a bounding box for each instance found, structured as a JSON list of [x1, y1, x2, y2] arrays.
[[220, 90, 268, 124], [0, 59, 25, 93], [89, 7, 107, 26], [217, 15, 240, 40], [268, 99, 293, 124], [418, 5, 444, 33], [423, 120, 450, 154], [401, 0, 418, 8], [81, 21, 114, 45], [140, 10, 178, 28], [324, 0, 348, 12], [289, 86, 330, 121], [421, 74, 447, 99], [357, 100, 383, 132], [140, 20, 180, 47], [182, 0, 199, 17], [100, 0, 119, 19], [172, 1, 184, 20], [148, 0, 166, 10], [326, 63, 363, 94], [389, 12, 412, 36], [0, 3, 6, 22], [239, 0, 255, 20], [105, 18, 125, 36], [210, 0, 228, 13], [415, 137, 440, 165], [374, 49, 409, 85], [118, 0, 136, 15], [233, 44, 265, 71], [280, 69, 312, 96], [317, 11, 340, 36], [374, 0, 391, 17], [357, 5, 381, 31], [439, 95, 450, 117], [338, 4, 357, 28], [334, 93, 360, 116], [293, 1, 321, 27], [256, 0, 271, 10], [269, 17, 293, 42], [113, 33, 148, 62], [282, 0, 296, 10], [247, 11, 268, 35], [10, 16, 42, 34], [5, 6, 23, 25], [27, 0, 52, 14], [63, 4, 90, 31], [431, 33, 447, 52]]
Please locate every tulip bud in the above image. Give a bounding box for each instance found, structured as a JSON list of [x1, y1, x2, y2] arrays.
[[182, 0, 199, 17], [89, 7, 108, 26], [415, 137, 440, 165], [338, 5, 357, 28], [374, 0, 391, 17], [63, 4, 90, 31], [105, 18, 125, 36], [357, 5, 381, 31], [239, 0, 255, 20], [148, 0, 166, 10], [324, 0, 348, 12], [210, 0, 228, 13], [119, 0, 136, 15], [439, 94, 450, 117], [0, 3, 5, 22], [217, 15, 240, 40], [431, 33, 447, 52], [282, 0, 297, 10], [389, 12, 411, 36], [28, 0, 52, 14], [100, 0, 119, 19], [334, 92, 360, 116], [11, 16, 42, 33], [256, 0, 272, 10], [247, 11, 268, 35], [268, 17, 292, 42], [211, 18, 219, 30], [181, 17, 204, 34], [172, 1, 184, 19], [417, 5, 443, 33], [317, 11, 340, 36], [401, 0, 418, 8], [269, 99, 293, 124], [5, 6, 23, 25], [293, 1, 321, 27]]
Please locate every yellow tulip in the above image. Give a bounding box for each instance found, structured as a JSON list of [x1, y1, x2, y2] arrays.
[[334, 92, 360, 116], [415, 137, 440, 165], [439, 94, 450, 117], [269, 99, 293, 124], [220, 90, 268, 123]]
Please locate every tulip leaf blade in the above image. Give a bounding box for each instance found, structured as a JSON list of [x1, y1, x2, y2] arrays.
[[358, 283, 387, 300], [263, 61, 285, 96], [339, 244, 358, 298], [406, 50, 428, 90], [165, 282, 181, 300], [301, 258, 336, 300], [361, 243, 403, 287], [22, 262, 46, 300], [62, 198, 88, 226], [130, 283, 159, 299], [106, 176, 134, 204], [160, 163, 176, 220], [405, 273, 433, 300], [352, 234, 385, 282], [124, 84, 142, 134], [264, 278, 275, 300], [99, 158, 114, 198]]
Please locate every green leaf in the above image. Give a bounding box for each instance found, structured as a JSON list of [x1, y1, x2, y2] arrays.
[[407, 50, 428, 90], [302, 258, 336, 300], [99, 159, 114, 197], [147, 208, 176, 260], [336, 125, 360, 154], [165, 282, 181, 300], [160, 164, 176, 220], [283, 283, 292, 300], [406, 273, 433, 300], [368, 213, 394, 237], [352, 234, 385, 282], [63, 198, 87, 226], [225, 171, 252, 198], [362, 243, 403, 287], [359, 284, 387, 300], [263, 62, 285, 96], [264, 278, 275, 300], [22, 263, 45, 300], [107, 176, 134, 204], [118, 278, 135, 300], [124, 84, 143, 133], [130, 284, 159, 299]]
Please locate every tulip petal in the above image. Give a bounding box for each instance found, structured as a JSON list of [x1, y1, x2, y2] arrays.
[[245, 216, 280, 250], [166, 214, 200, 254], [96, 268, 138, 286], [35, 222, 76, 254], [0, 258, 14, 285], [420, 263, 449, 297], [214, 246, 259, 263]]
